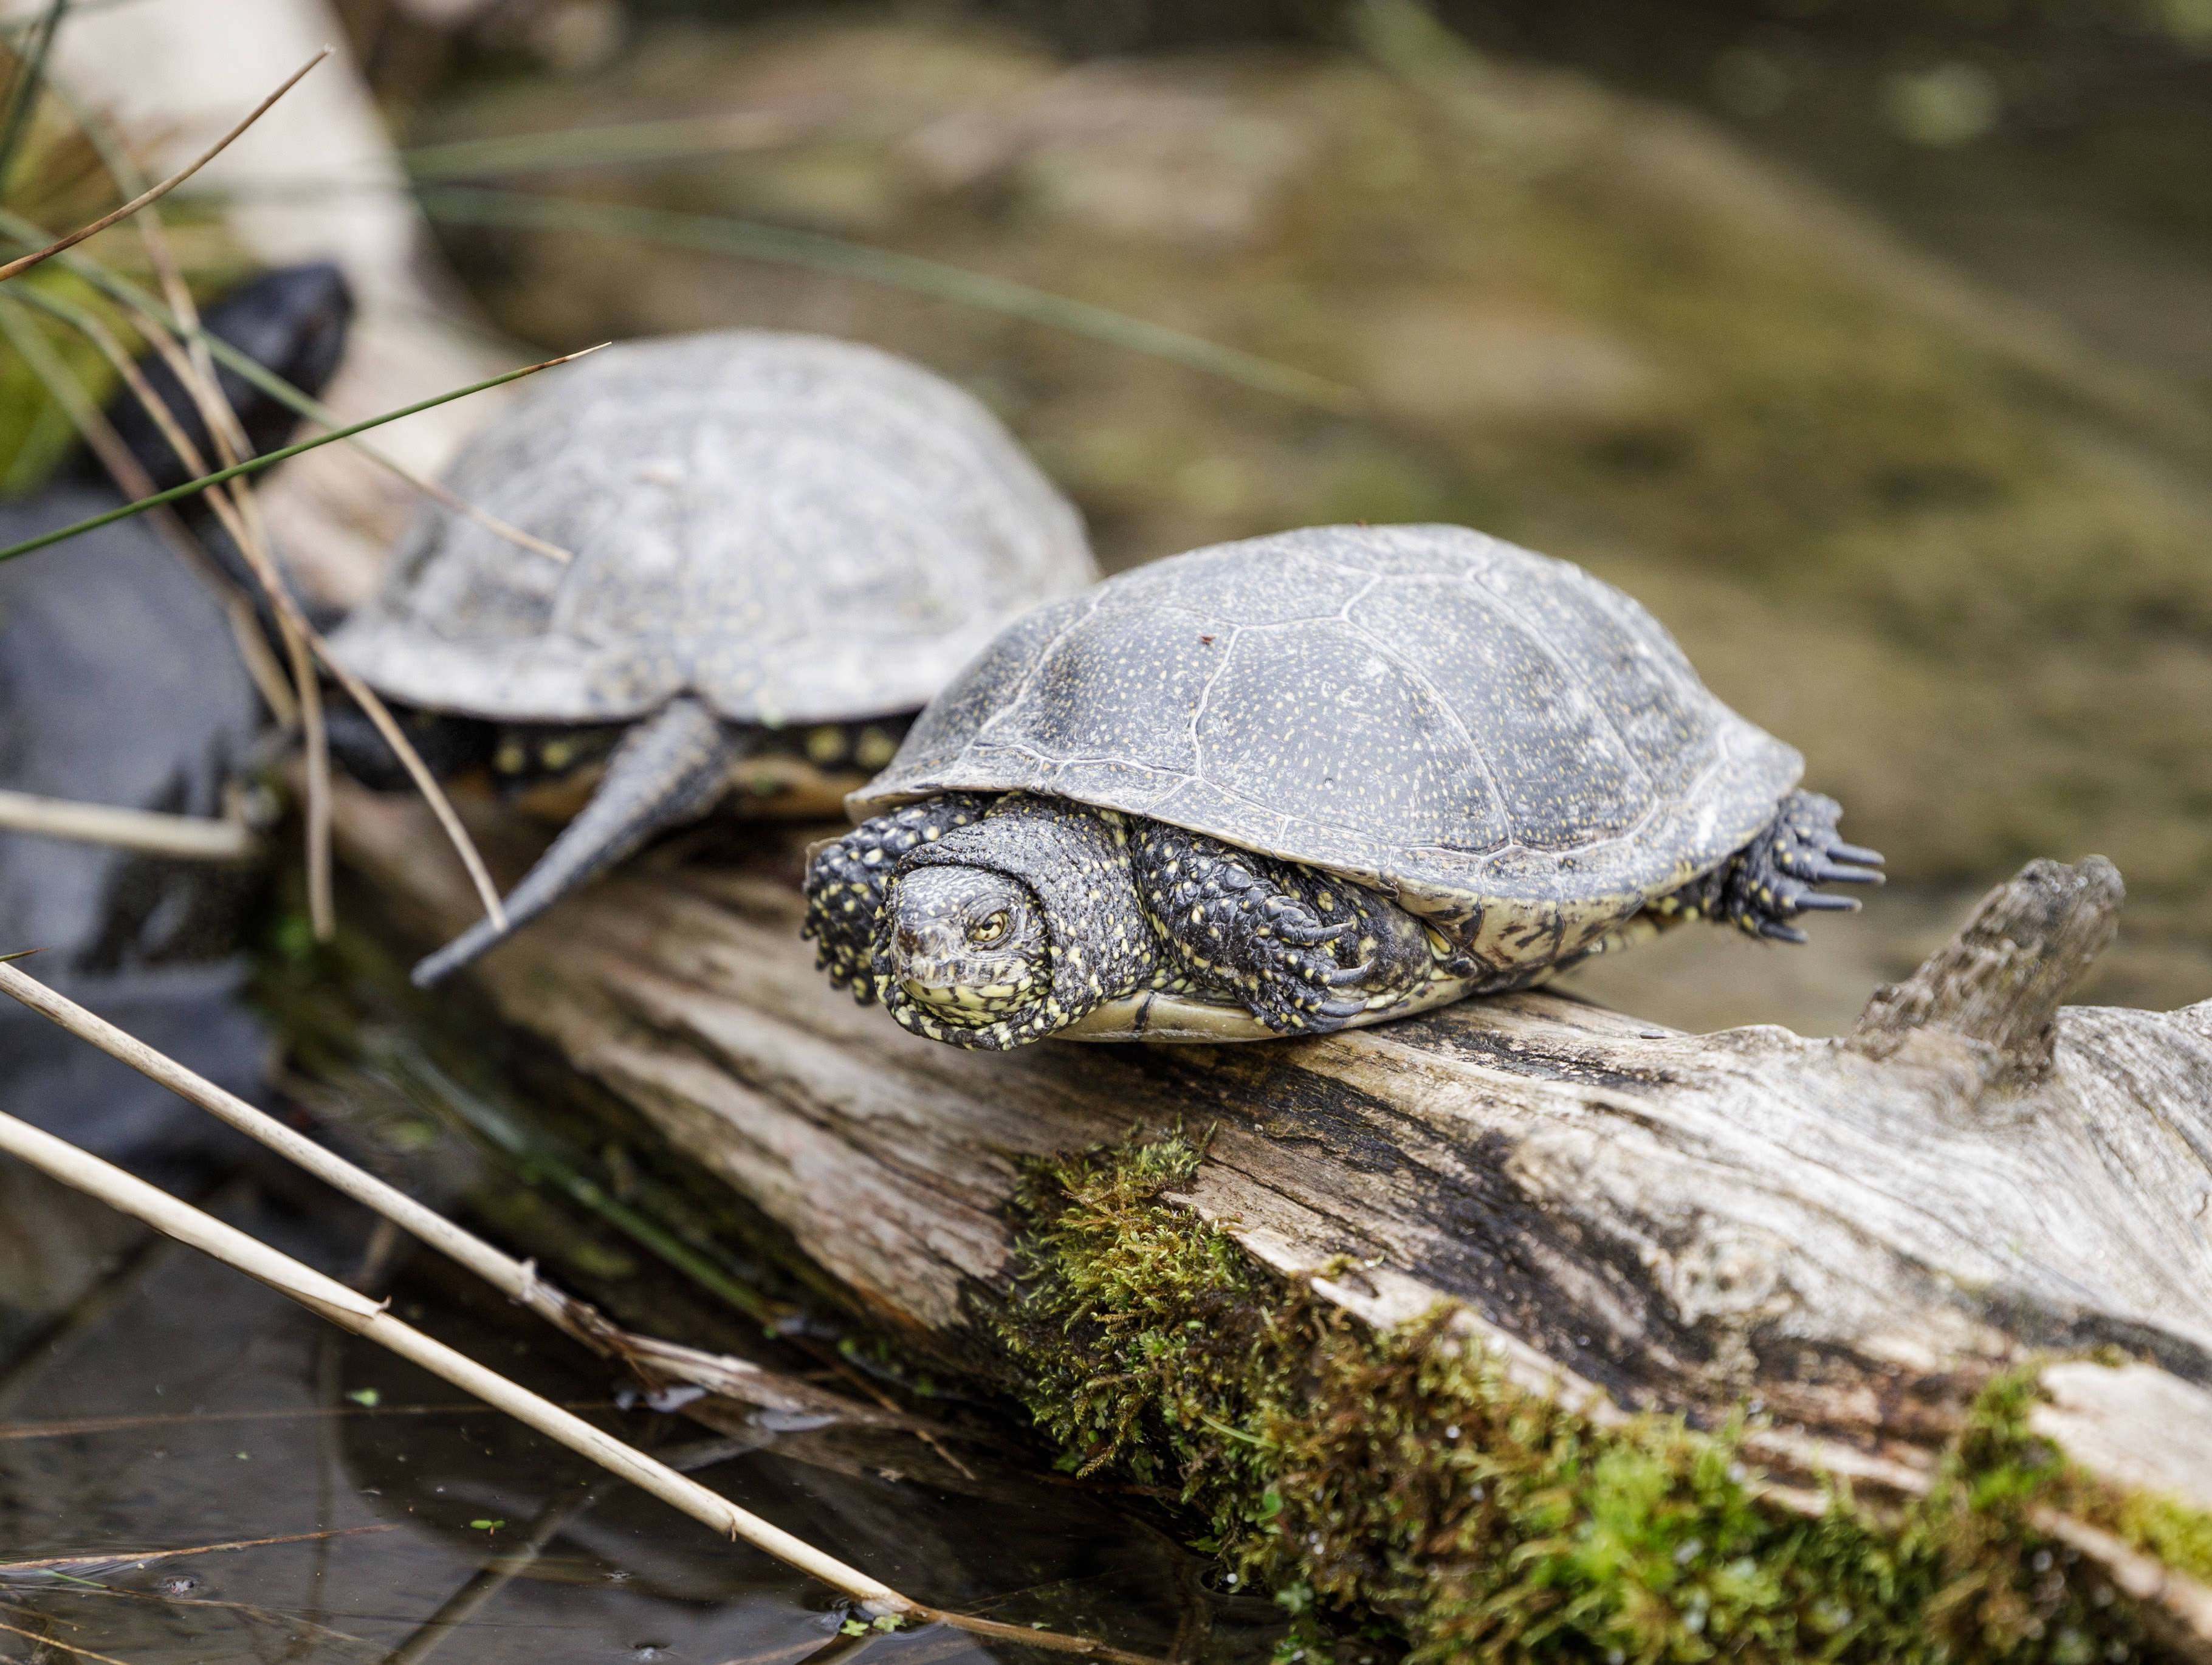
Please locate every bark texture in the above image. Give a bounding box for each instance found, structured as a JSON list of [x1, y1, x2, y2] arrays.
[[331, 787, 2212, 1521]]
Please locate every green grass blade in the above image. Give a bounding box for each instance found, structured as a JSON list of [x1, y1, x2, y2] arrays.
[[415, 185, 1357, 410], [0, 0, 69, 199], [0, 342, 603, 566], [399, 112, 800, 180]]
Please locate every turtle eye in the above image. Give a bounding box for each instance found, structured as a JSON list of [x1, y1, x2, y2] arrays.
[[968, 911, 1009, 946]]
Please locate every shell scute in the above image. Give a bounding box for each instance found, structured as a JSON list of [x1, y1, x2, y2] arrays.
[[1344, 575, 1652, 853], [1195, 622, 1503, 850], [328, 332, 1095, 724]]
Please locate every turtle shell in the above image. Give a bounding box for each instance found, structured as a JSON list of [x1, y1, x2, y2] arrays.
[[852, 524, 1804, 961], [328, 332, 1094, 726]]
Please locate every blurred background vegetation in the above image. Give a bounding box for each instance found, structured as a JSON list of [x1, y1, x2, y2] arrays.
[[14, 0, 2212, 1030]]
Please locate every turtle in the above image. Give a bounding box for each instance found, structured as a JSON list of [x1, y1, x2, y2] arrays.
[[803, 522, 1882, 1048], [325, 331, 1097, 987]]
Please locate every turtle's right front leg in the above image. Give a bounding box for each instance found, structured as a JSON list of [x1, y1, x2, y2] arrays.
[[803, 795, 993, 1003], [1127, 823, 1433, 1034]]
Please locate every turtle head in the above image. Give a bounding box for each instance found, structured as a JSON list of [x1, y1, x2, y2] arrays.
[[860, 795, 1159, 1050], [882, 865, 1051, 1038]]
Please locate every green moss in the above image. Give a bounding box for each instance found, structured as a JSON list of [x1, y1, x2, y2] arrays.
[[1002, 1130, 2211, 1663]]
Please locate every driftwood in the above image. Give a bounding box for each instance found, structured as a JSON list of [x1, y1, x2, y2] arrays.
[[331, 788, 2212, 1536]]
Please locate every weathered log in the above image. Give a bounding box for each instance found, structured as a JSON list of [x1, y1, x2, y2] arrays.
[[329, 788, 2212, 1519]]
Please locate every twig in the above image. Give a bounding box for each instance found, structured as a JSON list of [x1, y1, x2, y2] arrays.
[[0, 47, 326, 284], [0, 789, 254, 860], [37, 1585, 382, 1657], [0, 1528, 396, 1578], [0, 962, 898, 1429], [0, 343, 602, 564], [0, 196, 571, 566], [99, 220, 338, 935], [0, 1618, 134, 1665]]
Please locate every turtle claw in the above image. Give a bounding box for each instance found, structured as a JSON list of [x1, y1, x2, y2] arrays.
[[1271, 912, 1355, 949], [1829, 840, 1885, 868], [1757, 919, 1809, 944], [1790, 892, 1860, 913], [1811, 860, 1884, 886]]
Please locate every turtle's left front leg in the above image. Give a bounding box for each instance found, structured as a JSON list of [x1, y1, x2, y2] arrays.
[[1127, 823, 1434, 1034], [1658, 789, 1884, 942]]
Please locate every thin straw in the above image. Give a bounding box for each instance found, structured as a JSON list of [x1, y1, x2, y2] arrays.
[[0, 48, 327, 284]]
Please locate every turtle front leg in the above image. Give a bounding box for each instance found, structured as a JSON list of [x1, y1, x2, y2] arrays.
[[1128, 823, 1434, 1035], [1658, 789, 1884, 943], [803, 795, 994, 1003]]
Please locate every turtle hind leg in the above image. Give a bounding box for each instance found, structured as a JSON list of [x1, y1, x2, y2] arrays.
[[802, 794, 994, 1004], [410, 696, 746, 988], [1665, 789, 1884, 944], [1127, 823, 1433, 1035]]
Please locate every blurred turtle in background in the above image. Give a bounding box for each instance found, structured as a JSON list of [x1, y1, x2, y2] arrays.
[[0, 263, 351, 1165], [808, 523, 1881, 1048], [325, 332, 1097, 987]]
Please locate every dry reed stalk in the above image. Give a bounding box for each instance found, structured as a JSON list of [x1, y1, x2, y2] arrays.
[[0, 287, 298, 719], [0, 788, 253, 859], [0, 76, 574, 573], [0, 1528, 396, 1577], [0, 343, 602, 933], [0, 1107, 1170, 1663], [0, 47, 326, 283], [0, 961, 899, 1427], [118, 231, 338, 933]]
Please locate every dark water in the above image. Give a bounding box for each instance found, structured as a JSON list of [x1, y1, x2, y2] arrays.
[[0, 1147, 1285, 1664]]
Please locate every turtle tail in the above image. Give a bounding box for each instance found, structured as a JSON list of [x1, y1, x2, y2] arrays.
[[411, 696, 747, 987]]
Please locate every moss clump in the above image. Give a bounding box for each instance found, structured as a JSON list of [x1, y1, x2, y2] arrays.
[[1002, 1130, 2209, 1663]]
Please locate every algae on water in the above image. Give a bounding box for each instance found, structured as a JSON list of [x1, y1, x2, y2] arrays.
[[1002, 1130, 2210, 1663]]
